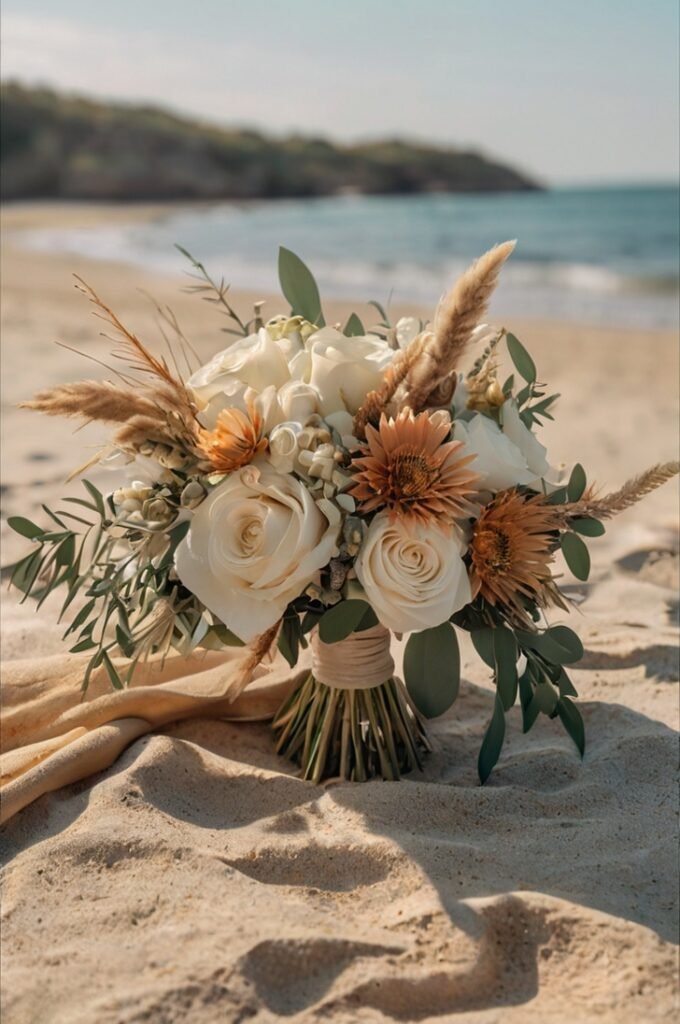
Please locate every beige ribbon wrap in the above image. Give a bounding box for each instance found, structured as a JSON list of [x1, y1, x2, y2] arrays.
[[311, 624, 395, 690]]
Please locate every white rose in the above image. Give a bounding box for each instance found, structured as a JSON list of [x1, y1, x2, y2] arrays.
[[267, 422, 302, 474], [174, 465, 341, 642], [277, 379, 320, 422], [187, 328, 290, 407], [500, 400, 552, 480], [355, 514, 471, 634], [453, 414, 539, 492], [308, 327, 394, 416]]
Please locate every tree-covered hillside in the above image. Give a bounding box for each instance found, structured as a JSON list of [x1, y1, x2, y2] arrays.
[[1, 83, 541, 201]]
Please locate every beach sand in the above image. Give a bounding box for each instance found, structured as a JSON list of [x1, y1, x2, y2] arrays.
[[1, 205, 678, 1023]]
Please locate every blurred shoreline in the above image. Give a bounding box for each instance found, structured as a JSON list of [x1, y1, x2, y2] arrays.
[[3, 190, 679, 330]]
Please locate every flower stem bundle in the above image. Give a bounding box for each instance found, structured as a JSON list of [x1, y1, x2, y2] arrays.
[[273, 674, 430, 784]]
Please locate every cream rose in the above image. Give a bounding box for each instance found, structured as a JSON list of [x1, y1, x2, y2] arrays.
[[500, 400, 552, 480], [187, 328, 291, 407], [355, 514, 471, 634], [308, 327, 394, 415], [174, 465, 341, 642], [453, 413, 539, 491], [267, 422, 302, 474], [453, 403, 557, 491], [276, 379, 320, 422]]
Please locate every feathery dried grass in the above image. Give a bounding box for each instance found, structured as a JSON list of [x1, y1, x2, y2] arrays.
[[567, 462, 679, 521], [353, 339, 424, 436], [21, 380, 172, 424], [403, 241, 515, 412], [74, 277, 189, 397], [23, 279, 206, 462], [230, 621, 282, 699]]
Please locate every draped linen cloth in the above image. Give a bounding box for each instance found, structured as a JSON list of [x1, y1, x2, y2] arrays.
[[0, 648, 307, 824]]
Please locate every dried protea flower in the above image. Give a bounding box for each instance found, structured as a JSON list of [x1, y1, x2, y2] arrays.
[[199, 401, 266, 474], [469, 489, 567, 624], [349, 408, 479, 525]]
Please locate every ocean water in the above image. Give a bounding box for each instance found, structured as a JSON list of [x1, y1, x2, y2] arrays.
[[15, 185, 680, 328]]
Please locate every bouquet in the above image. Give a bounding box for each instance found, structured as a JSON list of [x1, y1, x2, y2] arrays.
[[9, 241, 677, 785]]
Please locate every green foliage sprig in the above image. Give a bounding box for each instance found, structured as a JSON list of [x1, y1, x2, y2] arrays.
[[8, 480, 242, 692]]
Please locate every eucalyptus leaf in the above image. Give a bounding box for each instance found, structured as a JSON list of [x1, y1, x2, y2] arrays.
[[101, 649, 124, 690], [567, 463, 587, 502], [506, 333, 537, 383], [534, 682, 558, 714], [561, 531, 591, 581], [570, 517, 605, 537], [518, 669, 538, 732], [64, 598, 96, 636], [209, 623, 245, 647], [82, 480, 106, 516], [10, 551, 42, 595], [522, 690, 542, 733], [471, 627, 496, 669], [55, 534, 76, 567], [278, 247, 325, 326], [301, 609, 323, 635], [517, 628, 583, 666], [278, 617, 300, 669], [368, 299, 389, 324], [546, 625, 584, 663], [478, 692, 506, 783], [70, 636, 98, 653], [546, 486, 569, 506], [556, 667, 578, 697], [200, 624, 245, 651], [356, 605, 379, 631], [115, 625, 136, 658], [493, 626, 518, 710], [557, 696, 585, 756], [403, 623, 460, 719], [343, 313, 365, 336], [7, 516, 43, 540], [318, 599, 372, 644]]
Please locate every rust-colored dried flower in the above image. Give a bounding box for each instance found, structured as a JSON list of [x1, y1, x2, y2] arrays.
[[349, 408, 479, 525], [469, 489, 566, 622], [199, 401, 266, 474]]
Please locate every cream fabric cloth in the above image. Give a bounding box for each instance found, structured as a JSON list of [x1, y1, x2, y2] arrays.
[[0, 647, 307, 824]]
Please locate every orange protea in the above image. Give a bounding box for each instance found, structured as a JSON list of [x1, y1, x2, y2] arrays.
[[198, 400, 267, 474], [469, 489, 567, 623], [349, 407, 479, 525]]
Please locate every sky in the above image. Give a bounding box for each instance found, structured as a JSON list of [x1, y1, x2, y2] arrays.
[[1, 0, 678, 185]]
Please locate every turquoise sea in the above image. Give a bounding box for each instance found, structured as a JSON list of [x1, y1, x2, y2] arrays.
[[15, 185, 680, 328]]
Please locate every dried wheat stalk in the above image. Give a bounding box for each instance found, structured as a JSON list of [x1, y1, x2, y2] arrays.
[[402, 240, 515, 411], [229, 620, 282, 699], [352, 342, 423, 435], [21, 380, 171, 424], [74, 277, 190, 397], [566, 462, 679, 521], [23, 279, 206, 461]]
